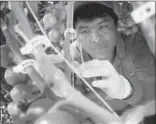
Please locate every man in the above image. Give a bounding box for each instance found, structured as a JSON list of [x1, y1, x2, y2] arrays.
[[70, 1, 155, 114]]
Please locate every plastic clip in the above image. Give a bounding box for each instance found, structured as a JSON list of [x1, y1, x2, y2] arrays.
[[64, 28, 77, 41], [20, 35, 52, 55], [13, 59, 36, 74], [131, 2, 155, 24]]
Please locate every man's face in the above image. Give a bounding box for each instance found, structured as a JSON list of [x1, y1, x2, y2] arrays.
[[75, 15, 118, 60]]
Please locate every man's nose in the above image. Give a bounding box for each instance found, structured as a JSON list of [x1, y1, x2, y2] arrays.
[[90, 31, 99, 43]]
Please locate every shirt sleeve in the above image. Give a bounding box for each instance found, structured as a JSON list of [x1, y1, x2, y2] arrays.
[[133, 33, 155, 102], [124, 32, 155, 105]]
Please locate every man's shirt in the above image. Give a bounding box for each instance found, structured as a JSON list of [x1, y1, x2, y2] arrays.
[[70, 32, 155, 112]]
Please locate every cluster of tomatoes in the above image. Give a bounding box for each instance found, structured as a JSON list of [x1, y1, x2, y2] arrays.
[[41, 2, 67, 52], [0, 39, 93, 124], [0, 2, 95, 124]]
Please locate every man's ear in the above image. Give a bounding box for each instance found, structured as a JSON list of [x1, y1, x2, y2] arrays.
[[116, 21, 119, 28], [73, 22, 76, 29], [73, 18, 79, 30]]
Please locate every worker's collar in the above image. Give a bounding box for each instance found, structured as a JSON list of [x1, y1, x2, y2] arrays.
[[115, 32, 126, 60], [112, 33, 126, 69]]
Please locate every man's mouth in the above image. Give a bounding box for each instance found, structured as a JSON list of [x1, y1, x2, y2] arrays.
[[90, 42, 109, 50], [91, 47, 109, 53]]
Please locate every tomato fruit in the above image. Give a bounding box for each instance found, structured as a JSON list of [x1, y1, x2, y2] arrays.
[[10, 83, 40, 102], [22, 98, 54, 123], [4, 66, 28, 86], [48, 29, 60, 43], [0, 45, 14, 68], [43, 13, 57, 29], [34, 110, 80, 124]]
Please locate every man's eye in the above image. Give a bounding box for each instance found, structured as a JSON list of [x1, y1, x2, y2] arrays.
[[80, 29, 89, 34], [99, 24, 108, 29]]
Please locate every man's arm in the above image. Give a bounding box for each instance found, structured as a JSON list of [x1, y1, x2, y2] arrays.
[[123, 32, 155, 105]]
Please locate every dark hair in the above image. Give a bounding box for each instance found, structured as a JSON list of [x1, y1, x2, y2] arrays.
[[73, 3, 118, 28]]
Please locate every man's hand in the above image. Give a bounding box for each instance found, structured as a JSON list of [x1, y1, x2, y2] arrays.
[[76, 60, 132, 99]]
